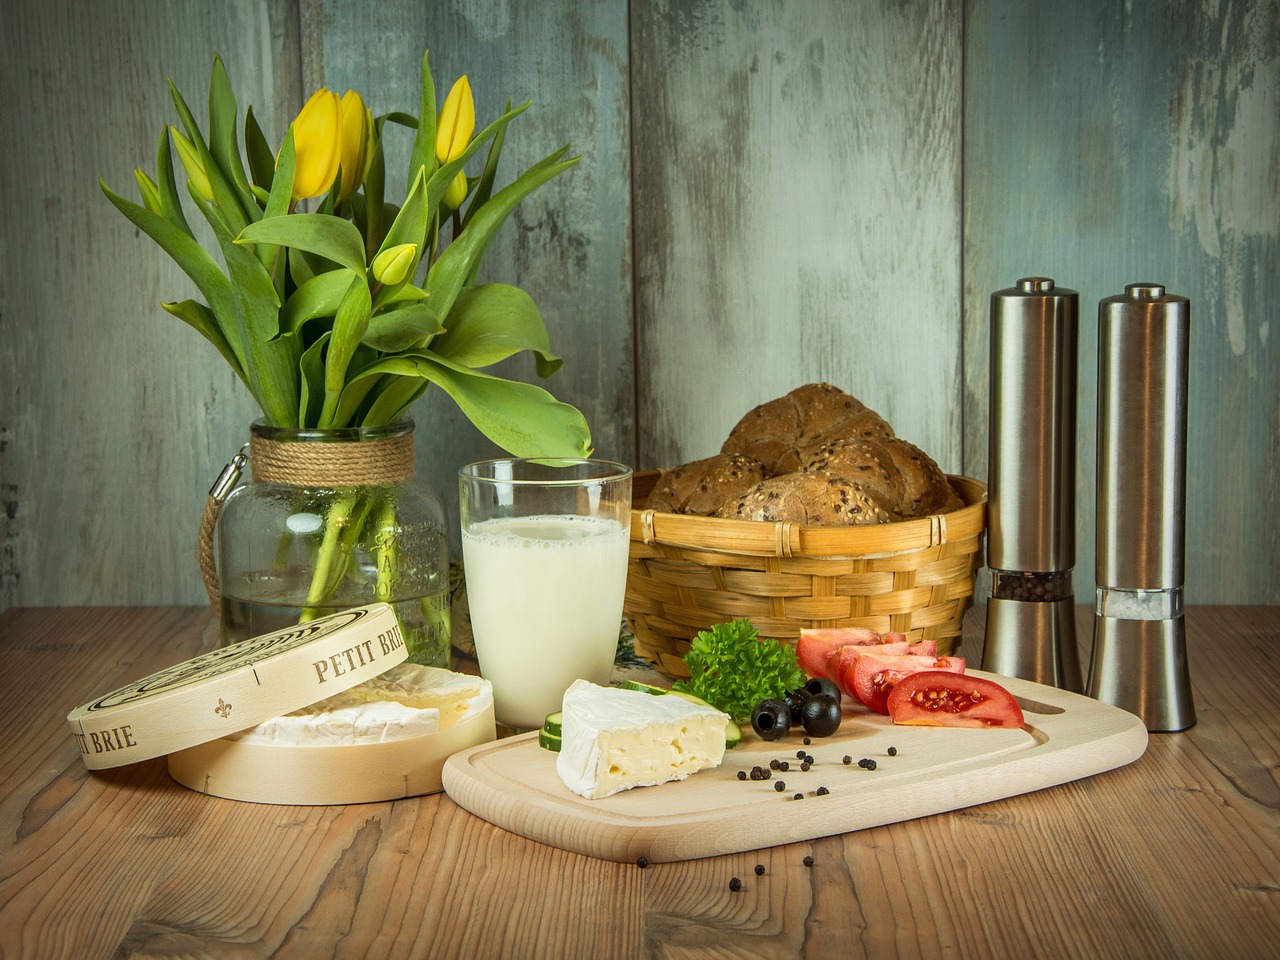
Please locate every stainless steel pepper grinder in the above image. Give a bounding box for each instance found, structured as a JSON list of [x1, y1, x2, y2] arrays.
[[1087, 282, 1195, 731], [982, 277, 1083, 691]]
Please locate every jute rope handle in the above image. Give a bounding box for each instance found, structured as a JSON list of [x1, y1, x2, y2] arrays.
[[198, 431, 414, 611]]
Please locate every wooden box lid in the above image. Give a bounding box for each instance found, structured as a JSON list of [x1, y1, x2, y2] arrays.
[[66, 603, 406, 771]]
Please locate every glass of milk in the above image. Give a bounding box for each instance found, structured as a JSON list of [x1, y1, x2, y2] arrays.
[[459, 459, 633, 730]]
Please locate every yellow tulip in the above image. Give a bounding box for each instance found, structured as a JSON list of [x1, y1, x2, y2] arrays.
[[435, 76, 475, 164], [371, 243, 418, 285], [338, 90, 371, 200], [289, 88, 342, 200], [169, 127, 213, 202]]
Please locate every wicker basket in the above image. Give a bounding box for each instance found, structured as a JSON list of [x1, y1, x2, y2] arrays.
[[624, 472, 987, 680]]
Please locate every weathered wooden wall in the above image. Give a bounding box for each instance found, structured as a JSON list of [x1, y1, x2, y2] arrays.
[[2, 0, 1276, 613]]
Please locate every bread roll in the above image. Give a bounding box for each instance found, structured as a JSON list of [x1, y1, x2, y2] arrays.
[[800, 437, 904, 507], [882, 437, 962, 517], [721, 382, 874, 476], [644, 453, 767, 516], [714, 471, 895, 526]]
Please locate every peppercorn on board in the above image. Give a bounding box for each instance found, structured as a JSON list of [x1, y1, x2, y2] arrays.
[[441, 669, 1147, 862]]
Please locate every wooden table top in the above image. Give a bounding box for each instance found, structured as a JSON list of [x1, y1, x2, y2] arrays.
[[1, 604, 1276, 959]]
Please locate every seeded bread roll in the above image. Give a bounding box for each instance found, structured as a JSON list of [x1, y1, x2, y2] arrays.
[[800, 437, 905, 507], [714, 471, 895, 526], [644, 453, 767, 516], [721, 383, 871, 476], [883, 437, 963, 517]]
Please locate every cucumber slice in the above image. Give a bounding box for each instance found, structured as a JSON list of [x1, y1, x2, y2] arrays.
[[538, 727, 562, 752], [613, 679, 669, 696], [543, 711, 563, 738], [538, 711, 564, 751], [724, 718, 743, 750]]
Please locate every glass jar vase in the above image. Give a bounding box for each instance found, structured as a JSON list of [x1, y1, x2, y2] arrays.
[[214, 418, 450, 666]]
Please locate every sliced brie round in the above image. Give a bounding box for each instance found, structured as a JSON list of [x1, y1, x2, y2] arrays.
[[228, 664, 493, 746]]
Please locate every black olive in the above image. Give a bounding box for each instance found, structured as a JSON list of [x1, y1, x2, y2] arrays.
[[784, 688, 810, 725], [751, 699, 792, 741], [804, 677, 842, 705], [801, 693, 842, 737]]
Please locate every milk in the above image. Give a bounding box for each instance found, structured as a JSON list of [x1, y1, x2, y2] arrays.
[[461, 514, 630, 729]]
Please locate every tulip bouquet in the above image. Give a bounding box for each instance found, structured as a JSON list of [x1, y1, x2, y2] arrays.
[[102, 53, 591, 450], [102, 54, 593, 651]]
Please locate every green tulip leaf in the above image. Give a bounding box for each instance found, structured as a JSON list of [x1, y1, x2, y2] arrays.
[[429, 283, 561, 377], [362, 302, 443, 352], [319, 274, 373, 426], [426, 149, 579, 323], [244, 105, 276, 190], [364, 122, 387, 255], [207, 55, 260, 223], [237, 213, 368, 275], [407, 51, 438, 194], [101, 180, 245, 367], [168, 79, 250, 236], [277, 268, 361, 339], [372, 167, 429, 283], [201, 197, 301, 425], [298, 331, 330, 427], [363, 375, 429, 426], [337, 352, 592, 456], [162, 299, 246, 384], [461, 98, 512, 231], [153, 126, 193, 235]]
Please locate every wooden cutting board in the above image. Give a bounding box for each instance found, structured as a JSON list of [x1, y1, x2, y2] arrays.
[[441, 671, 1148, 863]]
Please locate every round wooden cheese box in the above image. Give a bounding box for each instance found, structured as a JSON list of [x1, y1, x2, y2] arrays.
[[66, 603, 495, 804]]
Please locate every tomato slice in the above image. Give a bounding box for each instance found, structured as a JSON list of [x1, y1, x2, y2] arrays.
[[826, 642, 913, 695], [796, 627, 882, 680], [887, 672, 1025, 729], [846, 654, 966, 715]]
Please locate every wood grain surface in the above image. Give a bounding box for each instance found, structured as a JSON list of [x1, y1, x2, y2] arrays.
[[2, 0, 1277, 616], [1, 604, 1277, 958]]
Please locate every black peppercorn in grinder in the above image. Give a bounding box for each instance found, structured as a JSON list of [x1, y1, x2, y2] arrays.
[[981, 278, 1083, 691], [1087, 283, 1194, 731]]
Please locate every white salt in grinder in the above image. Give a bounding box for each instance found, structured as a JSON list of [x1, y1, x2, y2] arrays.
[[982, 277, 1083, 691], [1087, 283, 1195, 731]]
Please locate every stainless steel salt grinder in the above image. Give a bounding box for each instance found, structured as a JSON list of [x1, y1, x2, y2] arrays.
[[982, 277, 1083, 691], [1087, 283, 1194, 731]]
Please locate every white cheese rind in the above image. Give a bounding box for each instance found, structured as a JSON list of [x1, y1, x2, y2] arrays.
[[555, 680, 728, 799], [230, 664, 492, 746]]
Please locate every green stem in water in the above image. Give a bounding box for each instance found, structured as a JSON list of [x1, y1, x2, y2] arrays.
[[299, 491, 373, 621]]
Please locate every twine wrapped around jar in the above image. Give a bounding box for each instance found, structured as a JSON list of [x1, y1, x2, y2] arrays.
[[198, 426, 415, 608]]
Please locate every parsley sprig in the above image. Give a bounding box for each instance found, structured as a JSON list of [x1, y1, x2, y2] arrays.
[[672, 619, 806, 722]]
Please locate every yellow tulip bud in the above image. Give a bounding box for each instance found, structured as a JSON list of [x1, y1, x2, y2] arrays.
[[289, 88, 342, 201], [338, 89, 371, 200], [371, 243, 419, 286], [169, 127, 213, 202], [435, 76, 475, 164], [133, 169, 162, 215], [442, 170, 469, 210]]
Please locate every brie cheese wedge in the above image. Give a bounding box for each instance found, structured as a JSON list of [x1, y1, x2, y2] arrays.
[[229, 664, 492, 746], [556, 679, 728, 799]]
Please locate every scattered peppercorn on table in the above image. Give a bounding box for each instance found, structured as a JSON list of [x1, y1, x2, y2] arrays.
[[1, 605, 1277, 958]]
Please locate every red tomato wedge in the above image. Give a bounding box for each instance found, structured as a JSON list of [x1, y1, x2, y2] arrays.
[[826, 642, 913, 695], [796, 627, 882, 679], [846, 654, 965, 715], [887, 672, 1025, 729]]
